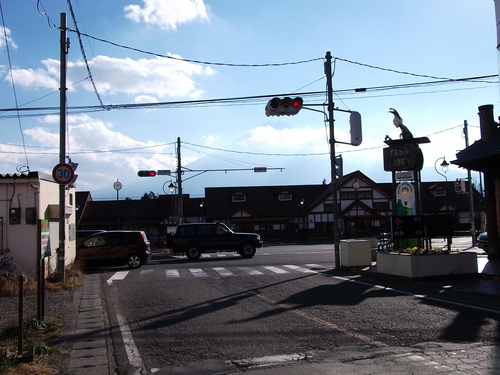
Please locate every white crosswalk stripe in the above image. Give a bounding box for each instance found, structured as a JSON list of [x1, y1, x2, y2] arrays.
[[190, 268, 208, 277], [109, 264, 325, 283], [213, 267, 234, 276], [237, 267, 264, 275], [165, 269, 180, 278], [262, 266, 289, 274], [283, 265, 317, 273]]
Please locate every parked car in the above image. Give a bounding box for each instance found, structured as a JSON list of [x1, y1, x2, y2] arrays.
[[477, 232, 488, 252], [172, 222, 263, 260], [76, 229, 106, 247], [76, 230, 151, 268]]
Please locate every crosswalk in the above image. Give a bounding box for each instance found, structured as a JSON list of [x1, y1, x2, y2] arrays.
[[107, 264, 325, 285]]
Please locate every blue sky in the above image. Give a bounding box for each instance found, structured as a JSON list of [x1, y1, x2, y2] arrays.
[[0, 0, 498, 199]]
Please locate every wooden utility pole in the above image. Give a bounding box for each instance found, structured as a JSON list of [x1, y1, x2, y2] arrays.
[[57, 13, 69, 281], [325, 52, 341, 268], [177, 137, 183, 224]]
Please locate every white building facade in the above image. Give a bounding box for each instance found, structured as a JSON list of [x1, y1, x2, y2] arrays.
[[0, 172, 76, 274]]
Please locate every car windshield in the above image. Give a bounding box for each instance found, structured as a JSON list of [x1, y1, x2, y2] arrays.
[[218, 223, 233, 233]]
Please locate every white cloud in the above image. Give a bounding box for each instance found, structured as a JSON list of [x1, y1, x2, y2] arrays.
[[124, 0, 209, 30], [201, 135, 217, 145], [247, 125, 330, 153], [8, 55, 215, 99], [0, 27, 17, 49], [135, 95, 158, 104], [7, 65, 59, 90], [20, 116, 178, 191]]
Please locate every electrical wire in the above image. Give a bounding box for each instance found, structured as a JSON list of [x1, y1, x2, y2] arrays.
[[67, 0, 104, 106], [67, 29, 324, 68], [36, 0, 57, 29], [0, 74, 495, 119], [0, 0, 29, 173]]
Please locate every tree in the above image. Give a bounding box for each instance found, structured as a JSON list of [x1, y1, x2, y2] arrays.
[[141, 191, 159, 200]]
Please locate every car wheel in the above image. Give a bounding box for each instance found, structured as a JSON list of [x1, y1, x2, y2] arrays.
[[239, 243, 256, 258], [127, 254, 143, 268], [186, 246, 201, 260]]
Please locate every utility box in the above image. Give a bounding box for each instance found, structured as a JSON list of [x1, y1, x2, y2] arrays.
[[340, 240, 372, 267]]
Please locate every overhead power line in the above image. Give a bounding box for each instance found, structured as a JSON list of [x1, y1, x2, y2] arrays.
[[67, 0, 104, 106], [0, 74, 496, 119]]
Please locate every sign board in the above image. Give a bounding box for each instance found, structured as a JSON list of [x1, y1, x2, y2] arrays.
[[39, 219, 51, 259], [52, 163, 75, 185], [391, 215, 452, 238], [395, 171, 414, 181], [391, 215, 424, 238], [396, 182, 415, 209], [383, 142, 423, 171]]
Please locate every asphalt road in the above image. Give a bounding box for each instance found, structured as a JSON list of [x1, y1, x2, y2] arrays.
[[94, 244, 500, 373]]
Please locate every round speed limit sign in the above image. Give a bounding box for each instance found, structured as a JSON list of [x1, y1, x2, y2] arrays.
[[52, 163, 75, 185]]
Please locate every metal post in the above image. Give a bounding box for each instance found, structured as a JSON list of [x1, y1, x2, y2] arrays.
[[58, 13, 68, 281], [325, 52, 341, 268], [463, 120, 477, 245], [18, 274, 24, 355]]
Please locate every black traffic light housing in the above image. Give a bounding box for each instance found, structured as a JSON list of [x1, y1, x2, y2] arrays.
[[265, 97, 303, 116], [454, 179, 466, 193], [137, 170, 157, 177]]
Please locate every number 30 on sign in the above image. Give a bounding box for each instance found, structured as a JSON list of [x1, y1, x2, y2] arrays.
[[52, 163, 75, 185]]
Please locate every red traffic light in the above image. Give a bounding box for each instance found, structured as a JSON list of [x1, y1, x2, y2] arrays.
[[291, 97, 303, 109], [137, 170, 157, 177], [265, 97, 303, 116]]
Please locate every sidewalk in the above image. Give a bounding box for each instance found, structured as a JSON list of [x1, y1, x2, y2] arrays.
[[64, 238, 500, 375]]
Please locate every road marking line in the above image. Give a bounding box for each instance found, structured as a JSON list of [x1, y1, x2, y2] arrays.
[[116, 312, 144, 373], [165, 269, 180, 278], [213, 267, 234, 276], [263, 266, 289, 274], [190, 268, 208, 277], [283, 265, 316, 273], [238, 267, 264, 275], [107, 271, 129, 286]]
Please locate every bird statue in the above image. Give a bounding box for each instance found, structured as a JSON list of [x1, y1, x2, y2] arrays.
[[389, 108, 413, 140]]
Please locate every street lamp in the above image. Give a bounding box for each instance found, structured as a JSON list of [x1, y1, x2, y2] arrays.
[[434, 157, 452, 250], [163, 181, 177, 225]]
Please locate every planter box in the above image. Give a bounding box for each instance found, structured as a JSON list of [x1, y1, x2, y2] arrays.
[[340, 240, 372, 267], [377, 252, 478, 278]]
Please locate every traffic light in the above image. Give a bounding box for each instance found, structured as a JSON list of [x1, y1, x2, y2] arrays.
[[349, 111, 362, 146], [265, 97, 303, 116], [137, 170, 157, 177], [454, 179, 466, 193]]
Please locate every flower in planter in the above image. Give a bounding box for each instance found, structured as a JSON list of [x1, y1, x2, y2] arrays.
[[400, 247, 454, 255]]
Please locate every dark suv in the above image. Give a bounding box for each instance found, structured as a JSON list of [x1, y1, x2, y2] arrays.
[[76, 230, 151, 268], [172, 223, 263, 260]]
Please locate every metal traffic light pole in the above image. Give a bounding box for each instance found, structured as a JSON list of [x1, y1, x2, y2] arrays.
[[325, 51, 341, 268]]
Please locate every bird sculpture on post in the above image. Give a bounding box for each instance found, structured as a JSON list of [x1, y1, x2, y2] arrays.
[[386, 108, 413, 141]]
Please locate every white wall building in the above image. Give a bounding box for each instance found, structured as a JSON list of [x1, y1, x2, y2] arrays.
[[0, 172, 76, 274]]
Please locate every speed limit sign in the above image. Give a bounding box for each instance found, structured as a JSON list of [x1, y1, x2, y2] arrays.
[[52, 163, 75, 185]]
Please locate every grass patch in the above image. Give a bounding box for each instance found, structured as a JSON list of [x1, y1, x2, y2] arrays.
[[0, 316, 62, 373], [0, 263, 83, 298], [0, 263, 84, 373]]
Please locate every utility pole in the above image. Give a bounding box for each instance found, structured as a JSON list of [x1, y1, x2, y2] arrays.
[[325, 51, 341, 268], [57, 13, 69, 281], [177, 137, 183, 224], [463, 120, 477, 245]]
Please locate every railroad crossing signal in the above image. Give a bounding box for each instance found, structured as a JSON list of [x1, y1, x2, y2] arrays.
[[265, 97, 303, 116]]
